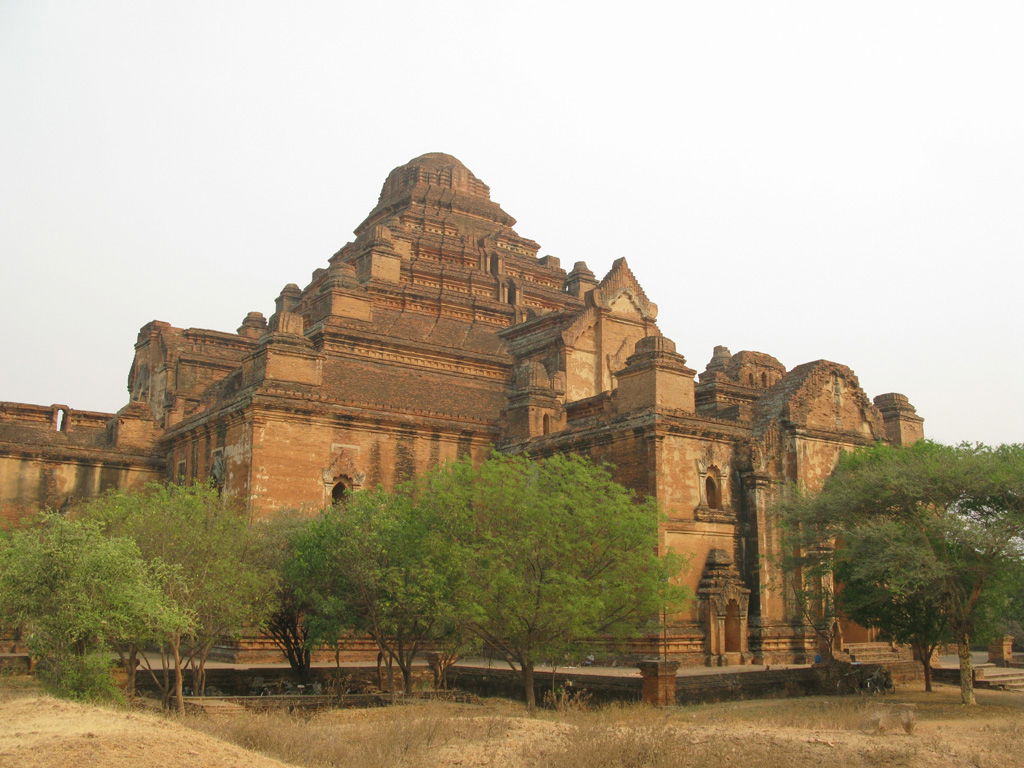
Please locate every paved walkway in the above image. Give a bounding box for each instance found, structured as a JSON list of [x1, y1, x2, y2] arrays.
[[454, 657, 810, 678], [936, 651, 989, 668], [138, 653, 383, 671], [147, 650, 1022, 680], [141, 653, 809, 679]]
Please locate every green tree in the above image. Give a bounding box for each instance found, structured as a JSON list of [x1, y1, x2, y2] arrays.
[[80, 483, 274, 710], [423, 453, 687, 711], [291, 487, 469, 693], [997, 563, 1024, 651], [832, 519, 951, 691], [782, 441, 1024, 705], [781, 552, 841, 663], [0, 514, 189, 701], [252, 511, 317, 677]]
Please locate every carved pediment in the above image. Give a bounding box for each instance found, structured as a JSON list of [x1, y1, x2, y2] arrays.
[[560, 259, 657, 348], [590, 258, 657, 321], [696, 443, 730, 475], [697, 549, 750, 616], [512, 360, 552, 391], [321, 445, 366, 488], [560, 306, 599, 348], [607, 292, 644, 320]]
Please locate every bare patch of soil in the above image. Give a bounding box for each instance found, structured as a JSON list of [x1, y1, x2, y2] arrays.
[[0, 683, 294, 768]]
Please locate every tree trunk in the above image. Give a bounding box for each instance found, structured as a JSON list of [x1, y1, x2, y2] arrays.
[[171, 634, 185, 713], [194, 639, 216, 696], [436, 654, 457, 690], [151, 644, 173, 708], [126, 646, 138, 698], [401, 663, 413, 694], [398, 640, 419, 694], [196, 653, 207, 697], [271, 612, 312, 678], [521, 661, 536, 712], [957, 634, 976, 705], [912, 642, 934, 693], [298, 643, 311, 680], [440, 658, 454, 690], [160, 654, 171, 708]]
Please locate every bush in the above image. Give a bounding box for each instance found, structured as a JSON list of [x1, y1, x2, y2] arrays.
[[37, 652, 124, 704]]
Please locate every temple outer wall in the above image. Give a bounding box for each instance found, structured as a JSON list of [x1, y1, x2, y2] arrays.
[[0, 402, 162, 526], [0, 454, 161, 526]]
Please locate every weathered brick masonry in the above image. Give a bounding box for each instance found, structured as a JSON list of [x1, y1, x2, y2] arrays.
[[0, 152, 925, 665]]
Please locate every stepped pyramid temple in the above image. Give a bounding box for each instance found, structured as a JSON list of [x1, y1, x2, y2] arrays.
[[0, 152, 925, 665]]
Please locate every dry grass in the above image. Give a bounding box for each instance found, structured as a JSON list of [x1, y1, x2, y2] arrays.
[[524, 699, 909, 768], [5, 672, 1024, 768], [0, 672, 43, 701], [178, 688, 1024, 768], [524, 718, 921, 768], [185, 700, 520, 768], [182, 686, 1024, 768]]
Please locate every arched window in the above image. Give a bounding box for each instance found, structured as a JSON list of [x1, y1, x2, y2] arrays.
[[542, 414, 551, 435], [705, 475, 721, 509], [53, 407, 68, 432], [331, 479, 350, 504], [761, 372, 767, 387], [724, 600, 741, 653], [747, 373, 754, 386]]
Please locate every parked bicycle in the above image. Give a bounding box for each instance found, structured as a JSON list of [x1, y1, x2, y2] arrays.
[[835, 664, 894, 695], [862, 666, 895, 695]]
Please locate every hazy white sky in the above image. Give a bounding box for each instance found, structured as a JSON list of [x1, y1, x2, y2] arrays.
[[1, 1, 1021, 446]]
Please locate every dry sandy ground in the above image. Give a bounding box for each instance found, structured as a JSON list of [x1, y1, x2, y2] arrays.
[[0, 694, 294, 768], [2, 679, 1022, 768]]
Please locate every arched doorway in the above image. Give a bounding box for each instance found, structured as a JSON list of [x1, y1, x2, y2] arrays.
[[697, 549, 752, 666], [839, 617, 874, 644]]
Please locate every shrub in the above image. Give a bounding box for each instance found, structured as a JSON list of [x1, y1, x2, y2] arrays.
[[37, 652, 124, 704]]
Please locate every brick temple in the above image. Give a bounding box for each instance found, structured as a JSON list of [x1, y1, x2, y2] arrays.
[[0, 152, 924, 665]]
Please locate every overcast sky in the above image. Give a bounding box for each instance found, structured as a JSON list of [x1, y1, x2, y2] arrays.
[[1, 1, 1021, 446]]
